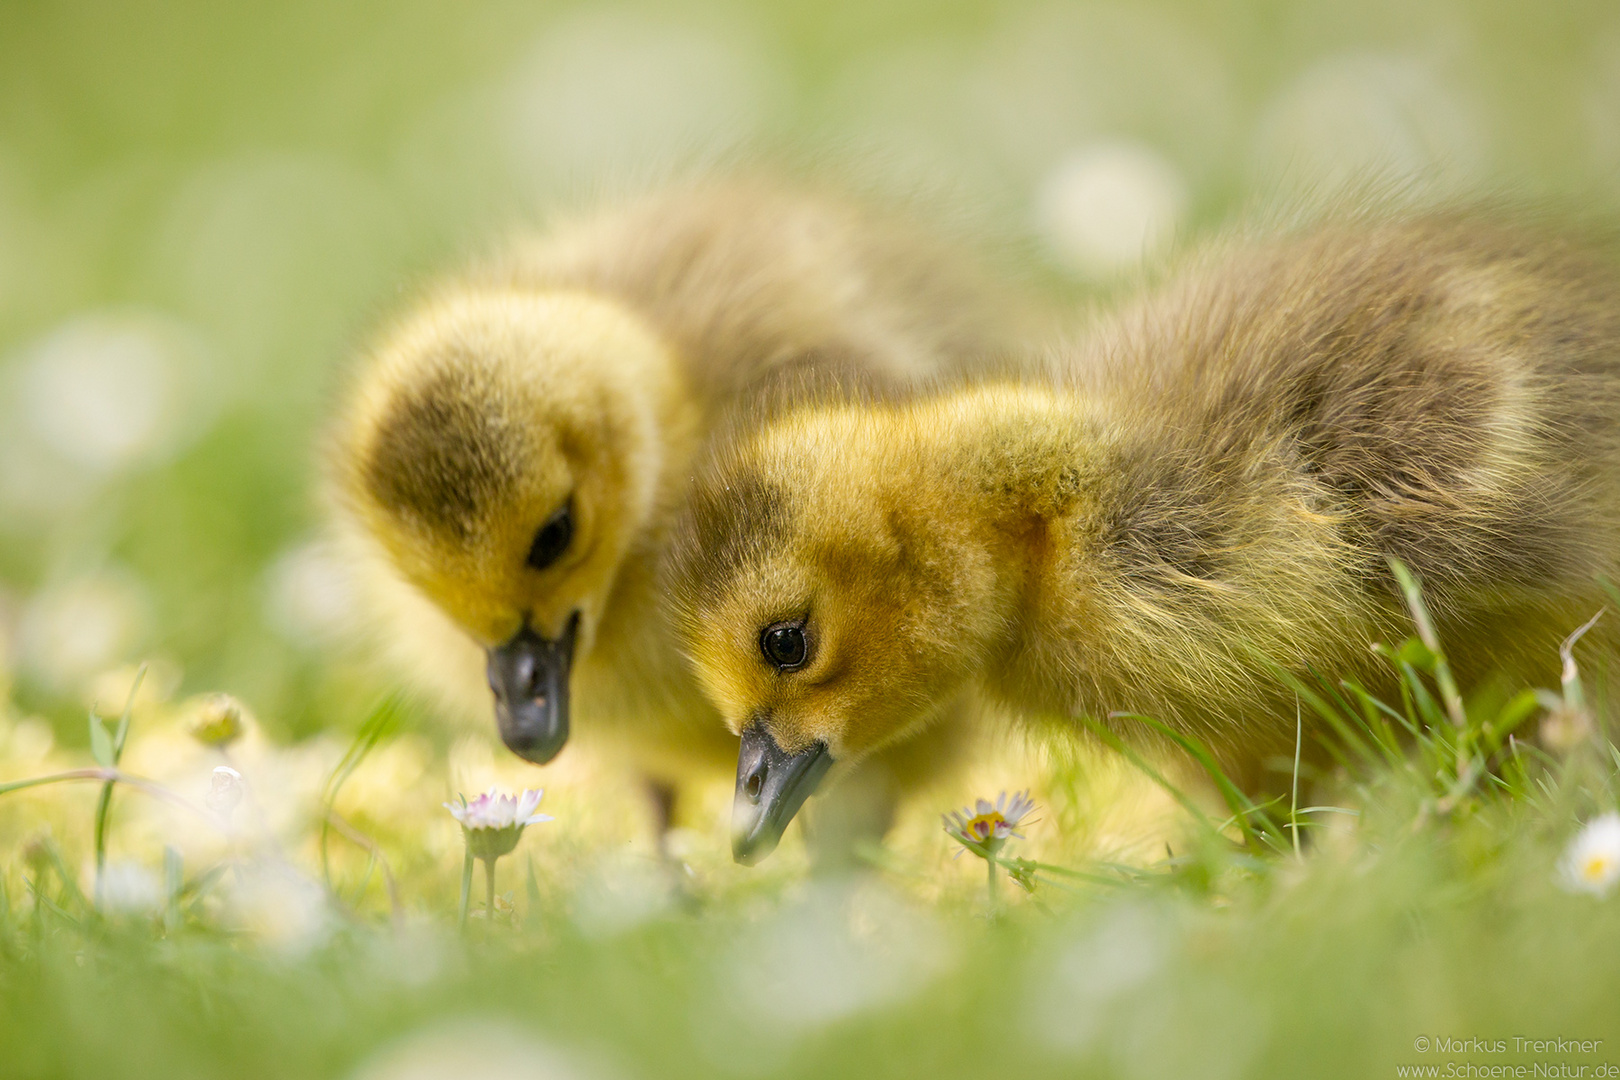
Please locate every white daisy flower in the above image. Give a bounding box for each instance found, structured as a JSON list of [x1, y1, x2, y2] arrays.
[[445, 787, 552, 862], [1558, 811, 1620, 897], [942, 789, 1037, 861], [99, 860, 162, 916]]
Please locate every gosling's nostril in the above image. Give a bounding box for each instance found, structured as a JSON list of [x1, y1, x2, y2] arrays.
[[745, 768, 765, 804]]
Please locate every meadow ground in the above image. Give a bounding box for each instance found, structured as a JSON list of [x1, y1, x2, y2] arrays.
[[3, 585, 1620, 1079], [5, 1, 1620, 1076]]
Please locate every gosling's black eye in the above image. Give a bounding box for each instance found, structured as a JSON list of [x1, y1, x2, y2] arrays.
[[760, 622, 808, 671], [526, 500, 573, 571]]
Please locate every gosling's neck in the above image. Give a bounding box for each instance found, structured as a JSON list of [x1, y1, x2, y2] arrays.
[[896, 380, 1383, 744], [892, 384, 1121, 662]]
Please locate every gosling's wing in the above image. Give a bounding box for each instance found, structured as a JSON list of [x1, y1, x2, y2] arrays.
[[1093, 215, 1620, 602]]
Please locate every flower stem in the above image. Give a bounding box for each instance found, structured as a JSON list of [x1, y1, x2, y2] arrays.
[[986, 853, 999, 907], [0, 769, 206, 817], [458, 847, 473, 930], [91, 664, 144, 911], [92, 780, 115, 909], [484, 857, 497, 922]]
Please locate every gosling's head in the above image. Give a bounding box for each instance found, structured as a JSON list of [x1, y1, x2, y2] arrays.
[[668, 406, 996, 863], [334, 287, 673, 763]]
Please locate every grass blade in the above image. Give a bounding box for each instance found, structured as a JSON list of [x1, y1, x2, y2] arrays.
[[1112, 711, 1287, 852], [320, 693, 404, 890], [1078, 715, 1223, 840]]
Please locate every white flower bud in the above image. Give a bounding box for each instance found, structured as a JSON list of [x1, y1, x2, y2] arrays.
[[206, 764, 244, 815]]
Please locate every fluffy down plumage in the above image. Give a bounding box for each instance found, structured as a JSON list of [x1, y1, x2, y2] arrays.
[[668, 213, 1620, 804], [327, 175, 1032, 834]]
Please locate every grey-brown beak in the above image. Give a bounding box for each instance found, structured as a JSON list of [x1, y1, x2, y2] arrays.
[[486, 613, 578, 764], [732, 722, 832, 865]]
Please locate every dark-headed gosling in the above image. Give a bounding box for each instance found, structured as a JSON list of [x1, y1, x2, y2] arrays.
[[667, 213, 1620, 862], [326, 175, 1027, 838]]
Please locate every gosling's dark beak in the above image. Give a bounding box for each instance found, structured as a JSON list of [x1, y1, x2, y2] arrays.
[[486, 613, 579, 764], [732, 722, 833, 866]]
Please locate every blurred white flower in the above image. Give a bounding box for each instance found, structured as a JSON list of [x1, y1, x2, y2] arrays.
[[362, 918, 453, 990], [206, 765, 244, 816], [1035, 142, 1187, 279], [943, 789, 1037, 861], [447, 787, 552, 862], [571, 852, 675, 939], [17, 572, 149, 691], [1031, 903, 1168, 1054], [719, 881, 953, 1039], [99, 860, 163, 916], [264, 539, 357, 646], [115, 728, 339, 868], [10, 310, 211, 474], [224, 860, 333, 953], [1558, 812, 1620, 897], [1, 716, 55, 765], [349, 1018, 595, 1080]]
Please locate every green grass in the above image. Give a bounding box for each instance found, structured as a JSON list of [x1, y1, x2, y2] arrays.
[[7, 2, 1620, 1076], [3, 572, 1620, 1079], [2, 858, 1615, 1080]]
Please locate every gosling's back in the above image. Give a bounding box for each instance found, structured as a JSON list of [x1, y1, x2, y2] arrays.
[[1085, 219, 1620, 596], [486, 177, 1026, 425], [1037, 214, 1620, 752]]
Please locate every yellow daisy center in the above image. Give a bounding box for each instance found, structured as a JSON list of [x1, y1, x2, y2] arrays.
[[964, 812, 1008, 842], [1581, 853, 1616, 883]]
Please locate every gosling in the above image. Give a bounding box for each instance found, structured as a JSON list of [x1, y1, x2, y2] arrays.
[[667, 213, 1620, 862], [327, 176, 1025, 837]]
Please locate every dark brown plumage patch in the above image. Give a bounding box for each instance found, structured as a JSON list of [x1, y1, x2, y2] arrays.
[[1102, 444, 1240, 589], [362, 367, 520, 540], [1099, 216, 1620, 609], [667, 464, 790, 608]]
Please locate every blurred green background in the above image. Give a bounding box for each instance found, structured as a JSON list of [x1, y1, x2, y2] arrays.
[[4, 6, 1620, 1080], [2, 0, 1619, 740]]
